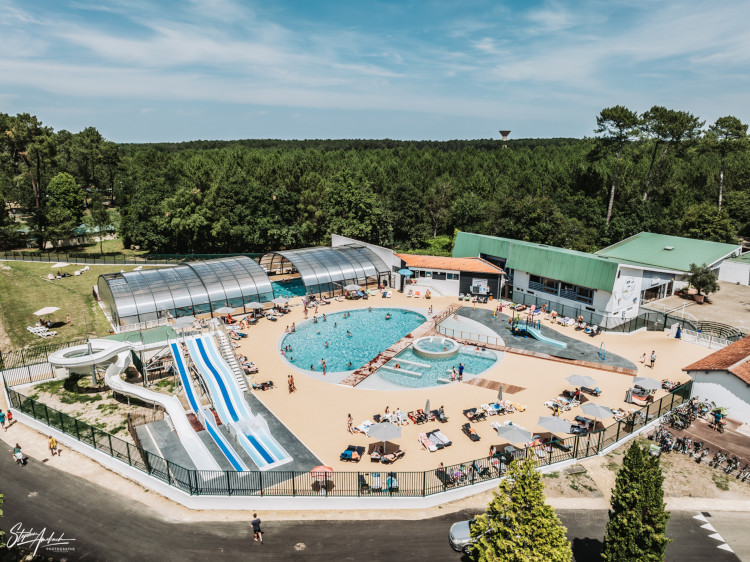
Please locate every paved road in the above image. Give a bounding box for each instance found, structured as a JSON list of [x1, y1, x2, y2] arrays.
[[0, 453, 744, 561]]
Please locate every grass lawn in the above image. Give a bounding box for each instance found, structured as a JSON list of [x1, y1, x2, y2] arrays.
[[0, 260, 150, 352], [7, 238, 149, 257]]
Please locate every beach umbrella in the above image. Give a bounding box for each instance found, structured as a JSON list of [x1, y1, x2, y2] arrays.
[[369, 421, 401, 443], [566, 374, 597, 388], [633, 376, 661, 390], [537, 416, 573, 434], [397, 269, 414, 277], [246, 302, 265, 309], [495, 424, 532, 444], [344, 284, 361, 291], [272, 297, 289, 305], [34, 306, 60, 317], [497, 385, 504, 402], [580, 403, 615, 420], [310, 465, 334, 481], [213, 306, 235, 315], [425, 398, 431, 416], [172, 315, 196, 327]]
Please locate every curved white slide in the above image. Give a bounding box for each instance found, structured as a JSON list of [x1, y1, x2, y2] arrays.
[[48, 339, 222, 471]]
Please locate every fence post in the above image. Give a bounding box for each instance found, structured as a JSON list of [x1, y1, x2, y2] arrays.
[[573, 434, 579, 458], [292, 473, 296, 497], [108, 434, 114, 456], [30, 399, 36, 419], [422, 471, 426, 496], [259, 471, 263, 496], [74, 418, 80, 440], [616, 420, 621, 442], [645, 403, 651, 424], [44, 403, 50, 426], [597, 430, 604, 453], [670, 391, 675, 411], [126, 442, 131, 466], [91, 427, 96, 449]]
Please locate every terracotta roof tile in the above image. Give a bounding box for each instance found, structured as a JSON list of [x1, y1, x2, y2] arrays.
[[683, 335, 750, 384], [396, 254, 504, 275]]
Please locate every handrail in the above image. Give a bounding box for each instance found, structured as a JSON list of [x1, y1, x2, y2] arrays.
[[5, 376, 693, 498]]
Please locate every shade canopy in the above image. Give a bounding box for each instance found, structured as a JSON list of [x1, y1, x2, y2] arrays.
[[213, 306, 236, 314], [633, 377, 661, 390], [397, 269, 414, 277], [272, 297, 289, 305], [310, 465, 334, 481], [565, 374, 597, 388], [171, 315, 197, 326], [580, 403, 615, 420], [495, 425, 531, 444], [34, 306, 60, 316], [368, 421, 402, 442], [344, 284, 361, 291], [537, 416, 573, 434], [246, 302, 265, 309]]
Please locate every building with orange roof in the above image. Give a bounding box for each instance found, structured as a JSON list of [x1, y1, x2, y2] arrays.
[[683, 336, 750, 423], [395, 253, 504, 298]]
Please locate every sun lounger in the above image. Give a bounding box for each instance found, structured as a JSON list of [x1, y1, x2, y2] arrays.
[[418, 432, 437, 452], [406, 289, 413, 297], [408, 411, 421, 424], [428, 429, 452, 447], [340, 445, 365, 462], [354, 420, 372, 435], [380, 449, 405, 464], [431, 409, 449, 422], [415, 409, 430, 423], [463, 408, 486, 422], [426, 432, 446, 449], [481, 403, 497, 416], [462, 422, 481, 441], [507, 401, 526, 412]]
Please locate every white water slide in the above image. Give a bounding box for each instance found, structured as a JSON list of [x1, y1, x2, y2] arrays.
[[185, 334, 291, 470], [48, 339, 222, 471]]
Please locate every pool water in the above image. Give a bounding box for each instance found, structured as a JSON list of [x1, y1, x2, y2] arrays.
[[281, 308, 425, 372], [272, 278, 307, 299], [378, 347, 498, 389], [415, 337, 457, 353]]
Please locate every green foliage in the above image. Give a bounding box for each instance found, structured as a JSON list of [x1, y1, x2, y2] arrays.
[[687, 263, 720, 296], [679, 203, 737, 243], [602, 442, 670, 562], [471, 459, 572, 562]]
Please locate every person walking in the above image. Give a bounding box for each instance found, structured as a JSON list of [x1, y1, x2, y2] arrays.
[[251, 513, 263, 544], [49, 435, 58, 456], [0, 410, 5, 431], [11, 443, 25, 465], [650, 350, 657, 368], [640, 352, 646, 364]]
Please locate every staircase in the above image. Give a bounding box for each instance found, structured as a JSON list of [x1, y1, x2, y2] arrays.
[[214, 331, 249, 392]]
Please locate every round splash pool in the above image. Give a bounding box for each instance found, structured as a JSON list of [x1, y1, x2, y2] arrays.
[[412, 336, 460, 359]]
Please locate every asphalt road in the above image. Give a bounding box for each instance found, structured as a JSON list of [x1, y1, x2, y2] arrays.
[[0, 452, 745, 561]]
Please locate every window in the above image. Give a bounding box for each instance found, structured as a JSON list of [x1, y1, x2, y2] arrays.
[[446, 273, 459, 280]]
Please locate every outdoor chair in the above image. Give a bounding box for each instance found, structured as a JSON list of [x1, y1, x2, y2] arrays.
[[462, 422, 481, 442]]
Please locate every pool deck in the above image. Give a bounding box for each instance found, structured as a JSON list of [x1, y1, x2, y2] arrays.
[[223, 292, 709, 473]]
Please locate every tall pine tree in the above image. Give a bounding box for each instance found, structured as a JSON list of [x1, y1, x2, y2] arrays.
[[471, 459, 572, 561], [602, 442, 670, 561]]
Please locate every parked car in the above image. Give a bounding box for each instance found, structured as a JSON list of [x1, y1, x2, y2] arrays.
[[449, 519, 476, 554]]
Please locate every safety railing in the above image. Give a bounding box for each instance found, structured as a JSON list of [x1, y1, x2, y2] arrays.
[[435, 325, 505, 348], [4, 381, 692, 497]]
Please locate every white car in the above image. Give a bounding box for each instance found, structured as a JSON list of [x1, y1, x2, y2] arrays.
[[449, 519, 476, 554]]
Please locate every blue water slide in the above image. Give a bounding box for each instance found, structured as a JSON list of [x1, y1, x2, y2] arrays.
[[201, 408, 248, 471], [198, 335, 290, 469], [170, 342, 201, 413], [186, 338, 236, 424]]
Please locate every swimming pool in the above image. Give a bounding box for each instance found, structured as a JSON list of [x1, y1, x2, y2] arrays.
[[281, 308, 425, 372], [378, 346, 498, 389], [272, 278, 307, 299]]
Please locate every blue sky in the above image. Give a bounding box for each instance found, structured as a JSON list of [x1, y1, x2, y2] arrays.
[[2, 0, 749, 142]]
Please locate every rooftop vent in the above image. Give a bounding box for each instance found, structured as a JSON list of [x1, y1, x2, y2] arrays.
[[664, 246, 674, 251]]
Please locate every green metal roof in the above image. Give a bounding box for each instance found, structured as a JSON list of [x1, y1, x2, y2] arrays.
[[728, 253, 750, 264], [452, 232, 620, 292], [595, 232, 740, 272]]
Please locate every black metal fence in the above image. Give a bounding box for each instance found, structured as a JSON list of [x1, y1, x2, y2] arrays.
[[5, 382, 692, 497], [0, 251, 264, 266]]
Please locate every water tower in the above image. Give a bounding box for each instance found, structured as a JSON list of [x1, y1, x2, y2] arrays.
[[499, 130, 511, 149]]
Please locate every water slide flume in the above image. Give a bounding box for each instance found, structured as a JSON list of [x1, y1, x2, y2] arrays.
[[48, 339, 222, 472]]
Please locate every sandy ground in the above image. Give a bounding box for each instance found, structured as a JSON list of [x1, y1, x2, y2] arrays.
[[4, 290, 747, 519], [236, 292, 708, 472]]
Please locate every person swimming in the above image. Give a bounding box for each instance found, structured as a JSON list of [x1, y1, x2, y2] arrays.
[[385, 313, 391, 320], [347, 330, 352, 337]]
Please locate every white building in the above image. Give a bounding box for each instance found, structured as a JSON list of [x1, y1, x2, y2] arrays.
[[683, 336, 750, 424]]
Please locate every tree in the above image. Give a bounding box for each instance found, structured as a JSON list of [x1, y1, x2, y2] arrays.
[[46, 172, 85, 224], [89, 191, 111, 255], [470, 459, 572, 561], [687, 263, 720, 297], [602, 442, 670, 562], [704, 116, 748, 208], [641, 107, 703, 201], [679, 202, 737, 243], [595, 106, 641, 224]]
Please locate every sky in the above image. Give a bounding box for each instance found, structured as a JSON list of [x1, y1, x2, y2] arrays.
[[2, 0, 749, 142]]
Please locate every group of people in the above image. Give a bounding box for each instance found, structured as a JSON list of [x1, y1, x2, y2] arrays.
[[450, 363, 465, 382], [0, 408, 13, 431], [639, 350, 657, 368]]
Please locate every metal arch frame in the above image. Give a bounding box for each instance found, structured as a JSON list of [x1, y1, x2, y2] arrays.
[[260, 244, 391, 297], [98, 256, 274, 326]]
